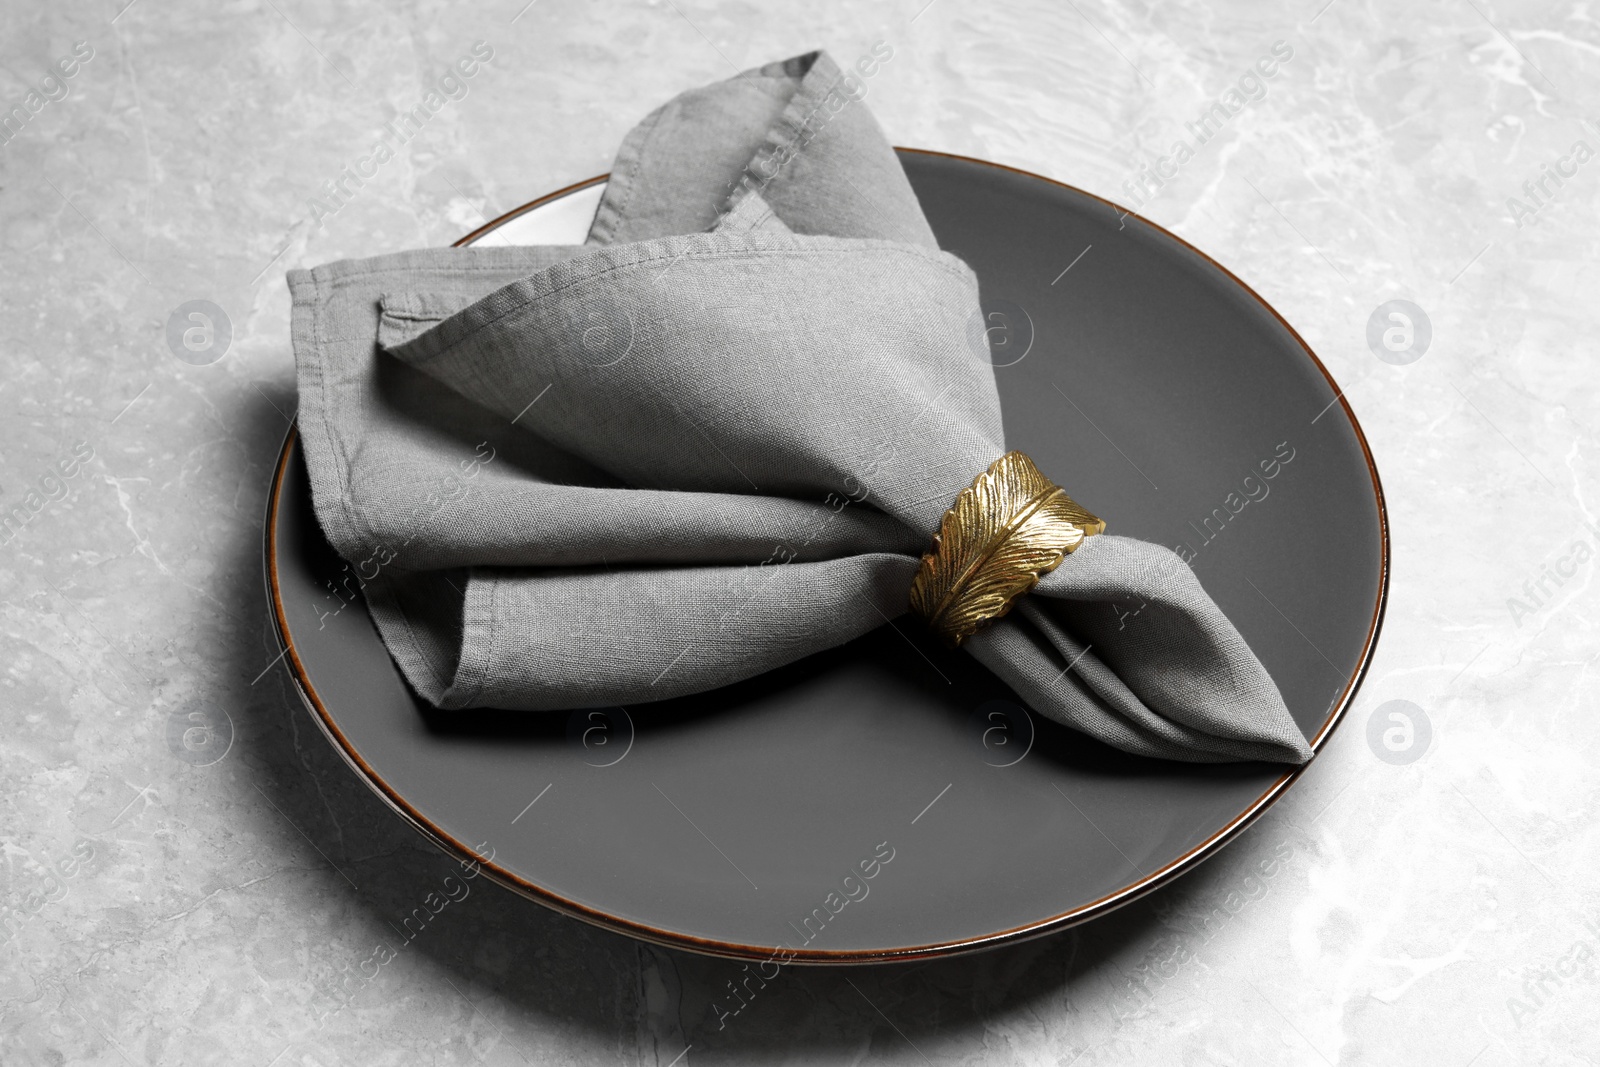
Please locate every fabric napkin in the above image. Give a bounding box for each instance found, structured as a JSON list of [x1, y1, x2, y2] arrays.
[[287, 51, 1314, 764]]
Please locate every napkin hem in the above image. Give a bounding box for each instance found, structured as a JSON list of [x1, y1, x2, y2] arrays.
[[382, 231, 976, 368], [589, 51, 826, 246]]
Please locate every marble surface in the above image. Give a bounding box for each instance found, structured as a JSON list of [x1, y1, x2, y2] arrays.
[[2, 0, 1597, 1063]]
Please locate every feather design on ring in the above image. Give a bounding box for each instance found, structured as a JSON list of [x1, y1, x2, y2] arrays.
[[909, 451, 1105, 646]]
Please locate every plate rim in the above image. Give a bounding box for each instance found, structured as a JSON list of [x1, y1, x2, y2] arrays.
[[264, 148, 1390, 964]]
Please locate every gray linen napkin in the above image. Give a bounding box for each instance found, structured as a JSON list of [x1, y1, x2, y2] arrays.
[[288, 51, 1313, 764]]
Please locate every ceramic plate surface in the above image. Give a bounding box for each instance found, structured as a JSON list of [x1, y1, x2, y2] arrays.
[[266, 150, 1387, 963]]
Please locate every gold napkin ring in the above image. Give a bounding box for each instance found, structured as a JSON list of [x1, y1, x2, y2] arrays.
[[909, 450, 1105, 646]]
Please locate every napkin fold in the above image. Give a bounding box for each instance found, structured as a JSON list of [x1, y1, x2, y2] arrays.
[[287, 50, 1314, 764]]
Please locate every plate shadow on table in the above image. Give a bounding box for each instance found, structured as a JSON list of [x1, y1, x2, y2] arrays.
[[235, 386, 1306, 1059]]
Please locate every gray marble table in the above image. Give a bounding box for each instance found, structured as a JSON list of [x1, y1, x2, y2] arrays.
[[2, 1, 1596, 1063]]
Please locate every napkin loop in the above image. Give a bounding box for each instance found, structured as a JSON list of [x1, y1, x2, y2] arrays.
[[909, 451, 1104, 646]]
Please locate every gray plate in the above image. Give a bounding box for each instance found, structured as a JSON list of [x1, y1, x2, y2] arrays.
[[266, 149, 1387, 963]]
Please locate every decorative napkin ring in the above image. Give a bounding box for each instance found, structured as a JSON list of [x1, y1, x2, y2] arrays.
[[909, 450, 1106, 646]]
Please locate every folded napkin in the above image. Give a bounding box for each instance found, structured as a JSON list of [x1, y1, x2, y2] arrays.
[[288, 51, 1314, 764]]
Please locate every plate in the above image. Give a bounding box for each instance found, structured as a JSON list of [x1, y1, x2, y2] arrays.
[[266, 150, 1387, 963]]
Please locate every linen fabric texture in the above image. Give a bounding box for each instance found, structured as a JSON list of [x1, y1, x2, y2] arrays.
[[287, 51, 1314, 764]]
